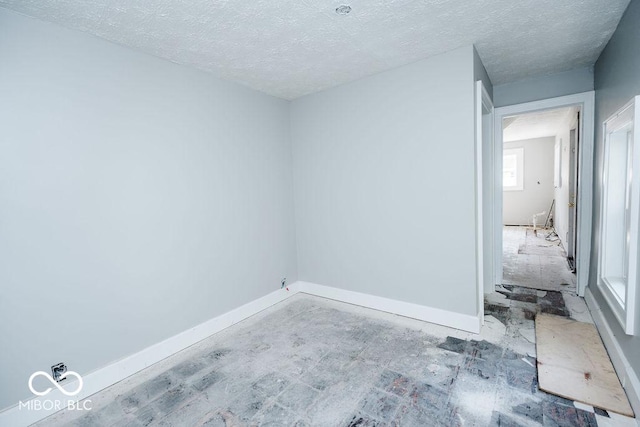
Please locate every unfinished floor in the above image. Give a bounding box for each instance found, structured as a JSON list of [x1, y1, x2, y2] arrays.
[[38, 286, 636, 426], [503, 226, 577, 293]]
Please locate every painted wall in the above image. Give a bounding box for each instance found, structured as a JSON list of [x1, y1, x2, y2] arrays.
[[503, 137, 555, 226], [291, 46, 479, 317], [494, 67, 594, 107], [474, 46, 493, 98], [591, 0, 640, 383], [0, 9, 297, 410]]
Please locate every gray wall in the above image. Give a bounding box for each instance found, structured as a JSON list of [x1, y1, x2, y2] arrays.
[[474, 46, 493, 98], [0, 9, 297, 410], [503, 137, 555, 226], [494, 67, 594, 107], [591, 0, 640, 381], [291, 46, 479, 316]]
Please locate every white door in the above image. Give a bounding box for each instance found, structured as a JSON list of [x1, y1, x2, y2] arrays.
[[566, 117, 579, 271]]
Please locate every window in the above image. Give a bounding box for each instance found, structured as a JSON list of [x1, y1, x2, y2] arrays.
[[598, 96, 639, 335], [553, 140, 562, 188], [503, 148, 524, 191]]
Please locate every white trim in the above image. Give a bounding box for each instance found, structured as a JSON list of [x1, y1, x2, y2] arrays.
[[0, 286, 300, 427], [632, 99, 640, 336], [476, 80, 494, 329], [599, 276, 630, 335], [494, 110, 504, 285], [493, 91, 595, 297], [1, 280, 480, 426], [296, 281, 481, 334], [585, 287, 640, 418], [475, 80, 485, 326], [597, 96, 640, 335]]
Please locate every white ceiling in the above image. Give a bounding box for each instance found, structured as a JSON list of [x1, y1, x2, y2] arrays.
[[503, 107, 577, 142], [0, 0, 630, 100]]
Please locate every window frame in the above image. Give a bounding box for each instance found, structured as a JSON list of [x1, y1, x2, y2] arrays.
[[503, 147, 524, 191], [598, 96, 640, 335]]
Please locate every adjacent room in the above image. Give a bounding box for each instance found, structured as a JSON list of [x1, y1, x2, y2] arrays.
[[1, 1, 639, 426], [502, 107, 579, 293]]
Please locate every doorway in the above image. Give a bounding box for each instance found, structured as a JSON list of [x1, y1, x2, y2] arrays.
[[490, 92, 595, 297], [501, 107, 579, 292]]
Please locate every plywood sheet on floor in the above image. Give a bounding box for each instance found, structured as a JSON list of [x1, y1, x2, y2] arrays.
[[535, 313, 634, 417]]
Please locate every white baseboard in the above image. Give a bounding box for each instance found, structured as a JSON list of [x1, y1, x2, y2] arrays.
[[1, 280, 480, 426], [295, 281, 481, 334], [585, 287, 640, 419], [0, 286, 300, 427]]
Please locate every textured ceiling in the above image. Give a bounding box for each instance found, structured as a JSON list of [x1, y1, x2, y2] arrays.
[[0, 0, 630, 99], [503, 107, 577, 142]]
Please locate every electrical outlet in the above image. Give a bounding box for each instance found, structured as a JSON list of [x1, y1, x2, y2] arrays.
[[51, 362, 67, 382], [281, 278, 286, 289]]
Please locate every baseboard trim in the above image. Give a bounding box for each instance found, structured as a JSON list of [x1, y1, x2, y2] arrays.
[[1, 281, 480, 426], [0, 286, 300, 427], [295, 281, 480, 334], [585, 287, 640, 419]]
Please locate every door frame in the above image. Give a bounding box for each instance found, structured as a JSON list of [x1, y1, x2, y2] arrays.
[[492, 91, 595, 297], [567, 124, 579, 268], [476, 80, 494, 324]]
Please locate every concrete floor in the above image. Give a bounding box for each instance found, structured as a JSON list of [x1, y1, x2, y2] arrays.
[[38, 286, 636, 426], [503, 226, 577, 293]]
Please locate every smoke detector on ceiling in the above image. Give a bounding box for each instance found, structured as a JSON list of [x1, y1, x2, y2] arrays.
[[335, 5, 352, 15]]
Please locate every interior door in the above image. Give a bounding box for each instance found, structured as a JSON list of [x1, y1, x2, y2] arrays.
[[567, 112, 580, 271]]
